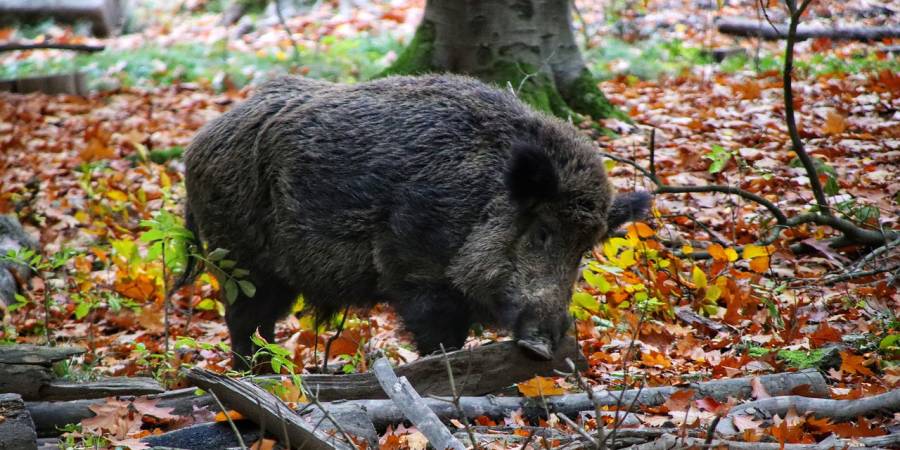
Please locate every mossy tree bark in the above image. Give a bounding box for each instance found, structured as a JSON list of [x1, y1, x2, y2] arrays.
[[382, 0, 623, 120]]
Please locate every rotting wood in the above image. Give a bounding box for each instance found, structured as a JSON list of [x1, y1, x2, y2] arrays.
[[0, 344, 85, 366], [335, 369, 829, 428], [39, 377, 164, 401], [373, 357, 465, 450], [27, 369, 829, 436], [0, 72, 89, 96], [0, 363, 53, 400], [0, 0, 125, 37], [0, 393, 38, 450], [623, 432, 900, 450], [717, 17, 900, 41], [303, 336, 586, 401], [141, 420, 262, 450], [186, 367, 357, 450], [715, 389, 900, 435]]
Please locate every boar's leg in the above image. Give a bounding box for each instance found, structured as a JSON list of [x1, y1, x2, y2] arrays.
[[224, 281, 295, 371], [393, 286, 472, 356]]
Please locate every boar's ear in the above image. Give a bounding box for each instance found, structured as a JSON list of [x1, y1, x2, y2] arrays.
[[505, 142, 559, 209], [607, 191, 651, 231]]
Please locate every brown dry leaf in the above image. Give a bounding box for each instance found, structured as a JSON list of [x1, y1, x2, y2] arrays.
[[82, 398, 143, 440], [131, 398, 178, 427], [751, 377, 771, 399], [517, 376, 564, 397], [402, 431, 429, 450], [663, 389, 695, 413]]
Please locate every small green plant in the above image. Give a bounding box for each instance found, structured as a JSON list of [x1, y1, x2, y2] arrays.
[[201, 248, 255, 305], [57, 423, 111, 449], [2, 247, 79, 343], [705, 144, 734, 174]]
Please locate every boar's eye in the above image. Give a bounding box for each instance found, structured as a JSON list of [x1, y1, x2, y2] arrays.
[[531, 225, 551, 247]]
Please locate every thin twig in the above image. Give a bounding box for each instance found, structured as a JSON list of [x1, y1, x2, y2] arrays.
[[822, 265, 900, 285], [308, 386, 360, 450], [274, 0, 302, 64], [322, 305, 351, 372], [783, 0, 829, 216], [565, 358, 605, 450], [846, 236, 900, 272], [597, 151, 660, 185], [209, 390, 248, 450], [559, 413, 598, 447], [441, 344, 478, 449], [648, 128, 657, 182]]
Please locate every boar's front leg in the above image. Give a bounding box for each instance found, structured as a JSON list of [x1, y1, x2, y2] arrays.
[[224, 280, 295, 371], [393, 285, 472, 356]]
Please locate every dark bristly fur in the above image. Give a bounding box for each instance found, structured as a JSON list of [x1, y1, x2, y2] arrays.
[[182, 74, 649, 368]]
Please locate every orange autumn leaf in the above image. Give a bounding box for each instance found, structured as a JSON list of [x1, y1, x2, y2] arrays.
[[809, 322, 842, 347], [215, 410, 244, 422], [641, 351, 672, 368], [708, 243, 727, 261], [732, 79, 761, 100], [840, 351, 875, 377], [749, 255, 770, 273], [626, 222, 655, 239], [250, 439, 277, 450], [822, 110, 847, 135], [517, 376, 565, 397]]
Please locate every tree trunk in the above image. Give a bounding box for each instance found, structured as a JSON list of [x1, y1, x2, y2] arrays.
[[383, 0, 622, 119]]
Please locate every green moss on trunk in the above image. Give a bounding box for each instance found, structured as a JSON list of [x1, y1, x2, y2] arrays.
[[484, 61, 576, 118], [560, 69, 628, 121], [380, 21, 436, 77], [380, 23, 624, 121]]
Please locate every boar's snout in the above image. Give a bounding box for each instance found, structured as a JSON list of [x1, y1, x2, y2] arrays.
[[514, 302, 572, 361]]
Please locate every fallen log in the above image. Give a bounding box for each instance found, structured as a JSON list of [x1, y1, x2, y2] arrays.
[[373, 357, 464, 450], [715, 389, 900, 436], [39, 377, 164, 401], [0, 363, 53, 400], [0, 344, 84, 365], [625, 432, 900, 450], [304, 337, 585, 401], [728, 389, 900, 421], [27, 369, 828, 436], [717, 17, 900, 41], [0, 344, 162, 401], [0, 393, 38, 450], [331, 369, 829, 428], [25, 399, 101, 437], [141, 420, 262, 450], [0, 72, 89, 96], [186, 368, 357, 450], [0, 0, 125, 37], [0, 43, 106, 53]]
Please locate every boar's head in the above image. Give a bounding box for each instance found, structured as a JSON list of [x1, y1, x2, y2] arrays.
[[448, 128, 650, 360]]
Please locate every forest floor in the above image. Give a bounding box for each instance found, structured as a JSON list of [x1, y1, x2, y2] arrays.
[[0, 0, 898, 447]]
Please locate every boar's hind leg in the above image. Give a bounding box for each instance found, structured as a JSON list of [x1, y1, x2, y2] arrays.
[[224, 282, 295, 371], [394, 287, 471, 356]]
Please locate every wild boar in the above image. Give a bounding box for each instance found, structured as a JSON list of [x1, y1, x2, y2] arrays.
[[181, 74, 649, 368]]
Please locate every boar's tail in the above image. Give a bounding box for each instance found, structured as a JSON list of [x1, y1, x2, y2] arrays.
[[173, 204, 201, 292]]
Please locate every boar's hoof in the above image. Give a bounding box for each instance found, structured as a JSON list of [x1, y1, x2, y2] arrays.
[[517, 338, 553, 360]]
